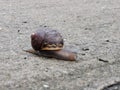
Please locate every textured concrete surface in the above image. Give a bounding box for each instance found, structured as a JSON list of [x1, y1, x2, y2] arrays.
[[0, 0, 120, 90]]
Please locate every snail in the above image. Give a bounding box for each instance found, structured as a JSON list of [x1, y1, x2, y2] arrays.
[[25, 28, 77, 61]]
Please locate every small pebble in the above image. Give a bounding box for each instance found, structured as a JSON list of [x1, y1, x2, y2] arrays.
[[0, 27, 2, 30], [43, 84, 49, 88]]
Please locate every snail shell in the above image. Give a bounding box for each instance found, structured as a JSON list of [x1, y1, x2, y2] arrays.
[[31, 28, 64, 51]]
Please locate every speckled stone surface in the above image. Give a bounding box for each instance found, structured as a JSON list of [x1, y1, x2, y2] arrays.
[[0, 0, 120, 90]]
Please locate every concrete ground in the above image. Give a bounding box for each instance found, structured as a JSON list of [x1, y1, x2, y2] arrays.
[[0, 0, 120, 90]]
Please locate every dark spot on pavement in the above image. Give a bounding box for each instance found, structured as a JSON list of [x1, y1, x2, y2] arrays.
[[84, 27, 92, 30], [102, 82, 120, 90], [44, 25, 47, 27], [81, 53, 86, 56], [24, 57, 27, 59], [63, 20, 66, 22], [98, 58, 109, 63], [105, 40, 110, 42], [82, 48, 89, 51], [18, 30, 20, 32], [22, 21, 27, 23]]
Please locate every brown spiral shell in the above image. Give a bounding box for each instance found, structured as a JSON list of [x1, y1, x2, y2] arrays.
[[31, 28, 64, 51]]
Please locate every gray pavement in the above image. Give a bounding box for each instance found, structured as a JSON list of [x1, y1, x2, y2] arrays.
[[0, 0, 120, 90]]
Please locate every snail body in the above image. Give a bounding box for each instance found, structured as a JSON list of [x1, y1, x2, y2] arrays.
[[29, 28, 77, 61], [39, 49, 77, 61], [25, 49, 76, 61]]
